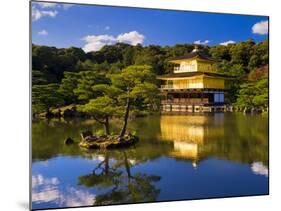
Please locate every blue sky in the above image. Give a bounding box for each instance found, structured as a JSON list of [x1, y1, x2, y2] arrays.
[[32, 1, 269, 52]]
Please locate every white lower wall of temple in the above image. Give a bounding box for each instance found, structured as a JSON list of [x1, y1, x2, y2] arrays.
[[161, 104, 228, 113]]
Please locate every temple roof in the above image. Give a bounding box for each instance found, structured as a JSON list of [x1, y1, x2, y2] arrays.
[[170, 50, 218, 62], [157, 72, 233, 79]]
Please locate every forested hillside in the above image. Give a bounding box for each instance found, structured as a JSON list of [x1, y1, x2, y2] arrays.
[[32, 39, 268, 115]]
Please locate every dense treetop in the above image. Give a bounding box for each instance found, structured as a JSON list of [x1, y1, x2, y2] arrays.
[[32, 38, 269, 114]]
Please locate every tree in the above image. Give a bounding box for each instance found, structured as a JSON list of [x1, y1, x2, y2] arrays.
[[209, 45, 231, 61], [32, 38, 269, 115], [78, 96, 122, 135], [78, 65, 159, 139], [134, 45, 167, 75], [252, 78, 269, 108], [75, 59, 111, 72], [252, 39, 269, 67], [109, 65, 159, 139], [235, 77, 268, 109], [32, 45, 87, 82], [59, 72, 80, 105], [122, 46, 135, 66], [216, 61, 246, 77], [248, 66, 268, 81], [229, 39, 255, 68], [248, 55, 259, 70], [74, 71, 109, 103], [32, 70, 48, 85], [32, 84, 64, 114]]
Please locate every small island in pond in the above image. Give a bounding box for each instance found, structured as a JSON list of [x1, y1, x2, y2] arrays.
[[79, 130, 138, 149]]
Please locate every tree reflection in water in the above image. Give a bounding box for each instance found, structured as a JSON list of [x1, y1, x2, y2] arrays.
[[78, 150, 161, 205]]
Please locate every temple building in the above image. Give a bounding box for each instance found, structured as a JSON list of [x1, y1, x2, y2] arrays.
[[157, 47, 231, 112]]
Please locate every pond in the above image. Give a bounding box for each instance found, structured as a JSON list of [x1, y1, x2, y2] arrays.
[[31, 113, 269, 210]]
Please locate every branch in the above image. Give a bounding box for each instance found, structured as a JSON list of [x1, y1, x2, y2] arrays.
[[93, 115, 106, 124]]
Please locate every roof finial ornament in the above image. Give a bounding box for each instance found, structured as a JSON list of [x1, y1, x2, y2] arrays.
[[192, 45, 199, 52]]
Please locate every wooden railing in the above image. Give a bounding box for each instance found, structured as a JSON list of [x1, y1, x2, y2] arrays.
[[161, 98, 209, 105], [160, 84, 203, 89], [174, 66, 196, 73]]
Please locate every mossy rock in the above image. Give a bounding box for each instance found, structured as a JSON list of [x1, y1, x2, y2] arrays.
[[79, 134, 139, 149], [64, 137, 74, 145]]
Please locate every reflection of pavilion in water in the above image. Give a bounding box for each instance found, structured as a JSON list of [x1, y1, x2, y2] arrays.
[[159, 114, 225, 167]]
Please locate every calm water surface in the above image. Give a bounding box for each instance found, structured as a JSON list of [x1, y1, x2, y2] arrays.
[[32, 113, 268, 209]]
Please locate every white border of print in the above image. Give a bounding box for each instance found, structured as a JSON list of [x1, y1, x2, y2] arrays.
[[1, 0, 280, 211]]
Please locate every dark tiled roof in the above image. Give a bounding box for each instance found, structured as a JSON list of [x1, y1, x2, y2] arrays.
[[157, 72, 234, 79], [170, 51, 218, 62]]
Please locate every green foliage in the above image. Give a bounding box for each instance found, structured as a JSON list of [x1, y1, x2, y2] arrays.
[[76, 59, 111, 72], [210, 38, 268, 74], [122, 46, 136, 66], [32, 38, 268, 113], [248, 55, 259, 70], [59, 72, 80, 104], [134, 45, 167, 75], [229, 39, 255, 67], [216, 61, 246, 77], [77, 65, 159, 135], [32, 39, 268, 84], [32, 84, 64, 113], [78, 96, 121, 117], [235, 77, 268, 108], [209, 45, 231, 61], [211, 39, 268, 104], [95, 129, 106, 136], [109, 65, 159, 109], [32, 70, 48, 85], [130, 130, 137, 136], [74, 71, 109, 102], [252, 39, 269, 67], [32, 45, 86, 82]]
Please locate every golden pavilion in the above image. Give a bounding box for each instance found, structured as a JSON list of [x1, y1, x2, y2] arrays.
[[157, 47, 230, 112]]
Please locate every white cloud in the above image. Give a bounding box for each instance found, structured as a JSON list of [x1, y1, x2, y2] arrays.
[[251, 162, 268, 177], [117, 31, 145, 45], [220, 40, 236, 46], [82, 31, 145, 52], [194, 40, 210, 45], [32, 2, 73, 21], [35, 2, 58, 8], [63, 187, 95, 207], [32, 174, 96, 206], [32, 174, 60, 203], [32, 6, 58, 21], [38, 29, 48, 36], [82, 34, 116, 52], [62, 4, 74, 10], [105, 26, 110, 30], [35, 2, 73, 10], [252, 20, 269, 35]]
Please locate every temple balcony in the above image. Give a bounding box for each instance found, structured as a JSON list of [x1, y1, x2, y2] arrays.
[[161, 99, 210, 105], [174, 66, 196, 73], [160, 84, 203, 90]]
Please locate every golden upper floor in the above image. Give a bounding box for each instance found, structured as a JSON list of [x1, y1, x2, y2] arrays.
[[170, 47, 217, 73], [159, 74, 225, 90], [157, 48, 233, 90]]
